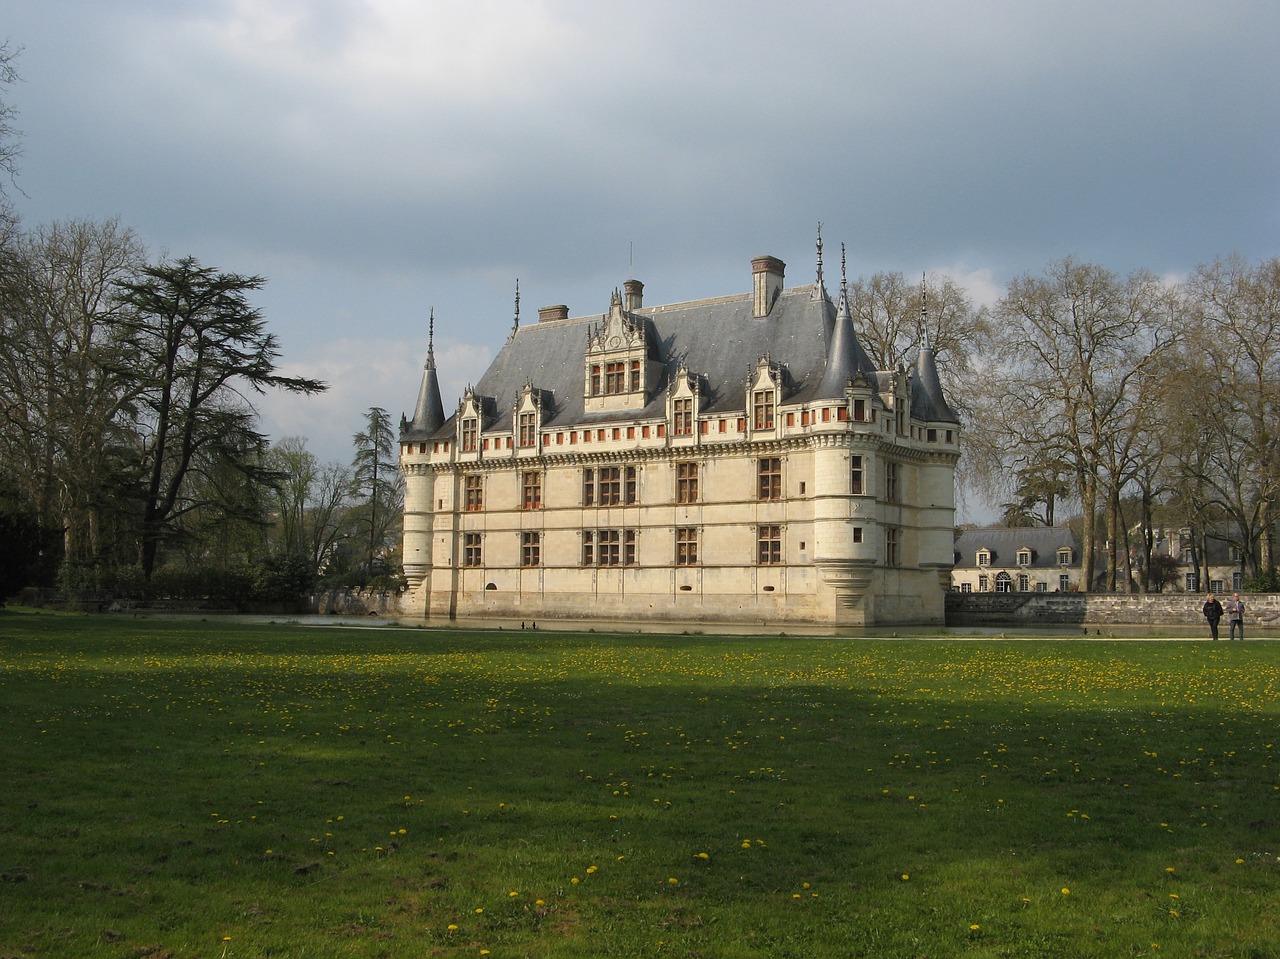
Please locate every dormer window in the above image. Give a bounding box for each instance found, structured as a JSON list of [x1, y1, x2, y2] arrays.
[[752, 389, 775, 430], [1057, 548, 1073, 566], [518, 411, 537, 447], [1016, 548, 1032, 567], [461, 417, 478, 452], [673, 397, 694, 436], [976, 549, 991, 567]]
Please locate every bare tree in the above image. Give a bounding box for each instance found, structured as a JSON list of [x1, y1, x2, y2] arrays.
[[978, 258, 1180, 590]]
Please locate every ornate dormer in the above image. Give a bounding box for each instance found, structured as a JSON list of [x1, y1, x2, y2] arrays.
[[746, 354, 782, 435], [514, 380, 550, 456], [456, 387, 490, 460], [584, 288, 659, 414], [667, 364, 701, 445]]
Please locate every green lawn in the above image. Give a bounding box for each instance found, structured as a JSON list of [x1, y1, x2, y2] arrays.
[[1, 610, 1277, 958]]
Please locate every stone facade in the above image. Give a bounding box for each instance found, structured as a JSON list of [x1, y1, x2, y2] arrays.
[[398, 248, 961, 627]]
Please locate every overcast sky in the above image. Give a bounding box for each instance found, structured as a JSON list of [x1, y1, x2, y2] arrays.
[[4, 1, 1279, 519]]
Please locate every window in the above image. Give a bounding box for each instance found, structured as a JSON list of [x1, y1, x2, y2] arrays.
[[583, 529, 636, 566], [521, 531, 540, 567], [852, 527, 863, 544], [960, 582, 972, 593], [590, 364, 601, 395], [995, 571, 1012, 592], [1058, 548, 1073, 566], [630, 360, 641, 392], [758, 457, 782, 501], [464, 474, 483, 512], [758, 525, 782, 565], [1017, 573, 1029, 592], [753, 390, 775, 430], [1016, 549, 1031, 566], [673, 397, 694, 436], [461, 417, 478, 452], [585, 466, 638, 506], [604, 361, 626, 394], [979, 574, 989, 591], [521, 471, 542, 510], [676, 527, 698, 566], [885, 461, 899, 503], [885, 527, 899, 567], [850, 455, 864, 495], [977, 550, 990, 568], [676, 462, 698, 504], [1184, 573, 1198, 592], [1036, 582, 1048, 593], [854, 398, 866, 421], [1060, 574, 1071, 592], [464, 533, 482, 567], [518, 412, 537, 447]]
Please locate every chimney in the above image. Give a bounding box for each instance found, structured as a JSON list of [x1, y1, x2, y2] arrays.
[[623, 278, 644, 312], [752, 256, 785, 317], [538, 304, 570, 323]]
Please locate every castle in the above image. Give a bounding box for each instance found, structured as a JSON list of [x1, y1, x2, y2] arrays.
[[399, 243, 960, 626]]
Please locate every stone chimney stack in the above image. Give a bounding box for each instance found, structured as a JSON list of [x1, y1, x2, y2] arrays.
[[538, 304, 570, 323], [752, 256, 785, 317], [623, 278, 644, 312]]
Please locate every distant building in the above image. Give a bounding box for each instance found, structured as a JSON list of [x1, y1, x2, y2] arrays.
[[1147, 527, 1243, 593], [399, 242, 961, 626], [951, 527, 1083, 593]]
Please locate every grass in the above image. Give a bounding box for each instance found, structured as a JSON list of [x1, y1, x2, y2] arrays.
[[0, 609, 1278, 958]]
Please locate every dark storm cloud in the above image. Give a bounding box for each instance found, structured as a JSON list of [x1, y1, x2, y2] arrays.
[[3, 0, 1277, 484]]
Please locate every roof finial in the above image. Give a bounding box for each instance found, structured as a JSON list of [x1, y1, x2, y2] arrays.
[[920, 272, 932, 351], [428, 307, 435, 357], [512, 278, 521, 337], [815, 222, 825, 291], [840, 241, 848, 295]]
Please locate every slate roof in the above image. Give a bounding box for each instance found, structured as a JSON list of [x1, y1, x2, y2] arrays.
[[403, 276, 959, 441], [953, 527, 1080, 569]]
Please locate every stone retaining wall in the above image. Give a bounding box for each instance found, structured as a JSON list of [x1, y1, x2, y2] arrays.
[[945, 592, 1280, 627]]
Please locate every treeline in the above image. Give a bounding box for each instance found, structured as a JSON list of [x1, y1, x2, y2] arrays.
[[964, 255, 1280, 593], [0, 215, 405, 602]]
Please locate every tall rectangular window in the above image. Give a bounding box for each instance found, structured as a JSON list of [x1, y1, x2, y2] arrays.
[[885, 461, 899, 504], [464, 474, 483, 512], [854, 398, 866, 421], [757, 524, 782, 565], [629, 359, 641, 392], [885, 526, 899, 567], [521, 531, 540, 567], [676, 527, 698, 566], [758, 457, 782, 501], [676, 462, 698, 504], [753, 390, 775, 430], [590, 364, 601, 396], [521, 471, 542, 510], [461, 417, 478, 452], [673, 397, 694, 436], [464, 532, 482, 567], [605, 361, 626, 394], [518, 412, 537, 447], [850, 455, 864, 495]]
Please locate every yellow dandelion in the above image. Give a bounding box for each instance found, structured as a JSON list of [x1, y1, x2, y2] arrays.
[[668, 877, 679, 885], [901, 874, 910, 881], [1061, 887, 1070, 895], [970, 924, 981, 931]]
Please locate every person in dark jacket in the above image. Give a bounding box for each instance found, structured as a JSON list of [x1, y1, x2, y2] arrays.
[[1202, 593, 1223, 641]]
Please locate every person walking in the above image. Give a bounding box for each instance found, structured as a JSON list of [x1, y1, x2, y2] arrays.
[[1225, 592, 1246, 641], [1202, 592, 1223, 641]]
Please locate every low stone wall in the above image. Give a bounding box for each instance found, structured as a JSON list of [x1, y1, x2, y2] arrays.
[[311, 589, 401, 616], [946, 592, 1280, 627]]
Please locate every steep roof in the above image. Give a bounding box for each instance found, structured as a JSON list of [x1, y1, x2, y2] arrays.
[[433, 283, 849, 437], [910, 342, 960, 425], [400, 315, 445, 440]]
